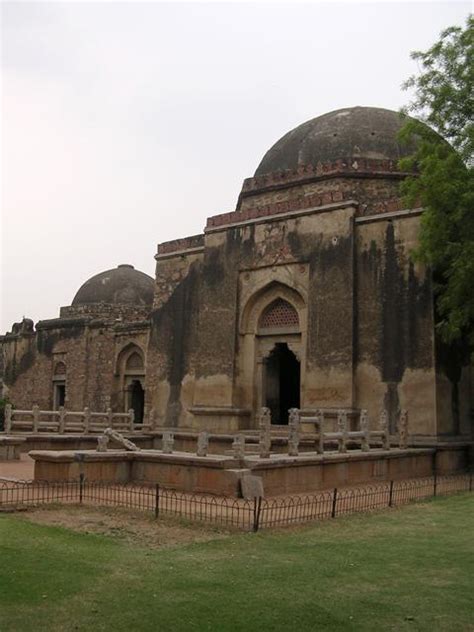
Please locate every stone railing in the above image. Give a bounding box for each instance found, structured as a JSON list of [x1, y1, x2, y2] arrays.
[[254, 407, 405, 457], [3, 404, 152, 434]]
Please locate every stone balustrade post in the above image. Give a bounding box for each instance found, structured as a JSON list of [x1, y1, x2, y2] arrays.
[[83, 407, 90, 434], [380, 410, 390, 450], [162, 431, 174, 454], [316, 409, 324, 454], [360, 409, 370, 451], [337, 410, 348, 453], [196, 431, 209, 457], [288, 408, 300, 457], [258, 407, 271, 458], [398, 410, 409, 449], [232, 434, 246, 459], [4, 404, 12, 433], [96, 435, 109, 452], [58, 406, 66, 433], [128, 409, 135, 431], [106, 407, 113, 428], [32, 405, 40, 433]]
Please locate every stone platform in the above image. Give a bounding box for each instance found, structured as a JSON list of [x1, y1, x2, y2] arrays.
[[9, 433, 154, 453], [29, 444, 470, 497]]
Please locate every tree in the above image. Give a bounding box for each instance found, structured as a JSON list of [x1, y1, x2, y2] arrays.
[[399, 16, 474, 347]]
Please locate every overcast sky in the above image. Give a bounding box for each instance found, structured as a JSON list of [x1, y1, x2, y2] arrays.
[[1, 1, 470, 332]]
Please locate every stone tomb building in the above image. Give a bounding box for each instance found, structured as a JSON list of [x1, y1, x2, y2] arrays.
[[1, 264, 153, 422], [1, 107, 472, 444]]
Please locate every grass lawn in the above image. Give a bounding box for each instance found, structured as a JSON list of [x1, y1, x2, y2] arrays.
[[1, 494, 473, 631]]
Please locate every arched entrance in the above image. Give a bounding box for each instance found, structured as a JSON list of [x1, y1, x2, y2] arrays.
[[129, 379, 145, 424], [257, 296, 302, 425], [264, 343, 300, 424], [114, 344, 146, 423], [238, 281, 307, 428]]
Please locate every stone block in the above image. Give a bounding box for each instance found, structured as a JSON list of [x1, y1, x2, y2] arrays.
[[240, 473, 264, 499]]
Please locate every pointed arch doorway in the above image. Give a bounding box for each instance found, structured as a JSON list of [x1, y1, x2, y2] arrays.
[[114, 344, 146, 424], [264, 342, 300, 424], [238, 281, 307, 429], [257, 296, 302, 425], [129, 379, 145, 424]]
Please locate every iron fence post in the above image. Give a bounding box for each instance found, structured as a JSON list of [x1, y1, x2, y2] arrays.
[[331, 488, 338, 518], [388, 480, 394, 507], [154, 483, 160, 519], [432, 449, 438, 497], [253, 496, 262, 532], [469, 471, 472, 492], [79, 473, 84, 504]]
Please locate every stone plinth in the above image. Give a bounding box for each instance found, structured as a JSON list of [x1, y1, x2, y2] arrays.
[[29, 449, 243, 496], [28, 444, 471, 497], [243, 449, 437, 496], [0, 436, 26, 461]]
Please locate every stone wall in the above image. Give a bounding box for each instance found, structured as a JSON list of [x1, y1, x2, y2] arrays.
[[148, 188, 470, 439], [355, 214, 435, 437], [2, 169, 470, 440], [1, 317, 149, 413], [59, 303, 150, 321], [237, 170, 410, 218]]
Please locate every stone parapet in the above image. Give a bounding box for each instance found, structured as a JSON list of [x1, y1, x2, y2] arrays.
[[239, 158, 412, 197], [206, 191, 352, 230], [36, 317, 88, 331], [156, 234, 205, 256], [58, 303, 150, 322]]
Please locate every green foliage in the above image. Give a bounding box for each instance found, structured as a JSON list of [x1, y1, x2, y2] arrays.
[[399, 16, 474, 346]]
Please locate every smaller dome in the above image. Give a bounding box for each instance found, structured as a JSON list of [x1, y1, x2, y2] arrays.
[[72, 264, 154, 306]]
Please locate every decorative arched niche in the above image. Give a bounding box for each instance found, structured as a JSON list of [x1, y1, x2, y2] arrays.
[[238, 281, 307, 424], [114, 343, 146, 423], [240, 281, 306, 336], [258, 298, 299, 333]]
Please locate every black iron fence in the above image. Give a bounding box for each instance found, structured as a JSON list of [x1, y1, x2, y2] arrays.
[[0, 473, 471, 532]]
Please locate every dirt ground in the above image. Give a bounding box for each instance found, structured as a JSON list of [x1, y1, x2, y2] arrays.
[[17, 504, 232, 548], [0, 453, 35, 480]]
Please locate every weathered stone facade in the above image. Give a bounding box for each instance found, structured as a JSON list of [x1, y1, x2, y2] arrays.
[[1, 265, 152, 421], [1, 107, 472, 443]]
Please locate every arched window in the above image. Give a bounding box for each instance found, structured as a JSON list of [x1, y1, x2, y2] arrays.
[[259, 298, 299, 331]]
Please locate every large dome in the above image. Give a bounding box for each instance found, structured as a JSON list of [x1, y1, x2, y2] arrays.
[[72, 264, 154, 306], [255, 106, 417, 176]]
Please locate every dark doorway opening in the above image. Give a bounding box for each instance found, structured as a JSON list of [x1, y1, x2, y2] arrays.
[[54, 383, 66, 409], [264, 343, 300, 424], [130, 380, 145, 424], [58, 385, 66, 407]]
